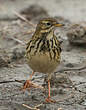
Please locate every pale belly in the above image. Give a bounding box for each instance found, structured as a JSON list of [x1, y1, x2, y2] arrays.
[[27, 52, 60, 74]]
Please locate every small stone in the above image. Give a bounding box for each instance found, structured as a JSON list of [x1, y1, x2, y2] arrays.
[[67, 24, 86, 45], [65, 63, 74, 68]]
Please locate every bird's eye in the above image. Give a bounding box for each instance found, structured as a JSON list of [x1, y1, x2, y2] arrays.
[[46, 22, 51, 26]]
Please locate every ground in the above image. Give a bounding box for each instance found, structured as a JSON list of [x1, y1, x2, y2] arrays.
[[0, 0, 86, 110]]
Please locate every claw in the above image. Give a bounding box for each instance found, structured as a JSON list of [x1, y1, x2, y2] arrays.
[[23, 80, 32, 89], [45, 97, 56, 103], [22, 80, 44, 90]]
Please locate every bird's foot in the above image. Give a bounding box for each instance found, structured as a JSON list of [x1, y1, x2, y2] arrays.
[[23, 80, 33, 90], [45, 97, 56, 103], [22, 80, 44, 90]]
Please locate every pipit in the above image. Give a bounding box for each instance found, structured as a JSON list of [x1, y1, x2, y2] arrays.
[[24, 18, 64, 102]]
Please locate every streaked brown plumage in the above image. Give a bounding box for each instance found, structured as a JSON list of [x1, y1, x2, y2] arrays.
[[24, 18, 64, 102]]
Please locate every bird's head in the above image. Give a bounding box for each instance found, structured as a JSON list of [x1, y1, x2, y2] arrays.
[[36, 18, 64, 33]]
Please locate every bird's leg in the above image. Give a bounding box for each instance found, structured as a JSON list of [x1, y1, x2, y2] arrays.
[[45, 80, 56, 103], [23, 71, 44, 90], [23, 71, 34, 89]]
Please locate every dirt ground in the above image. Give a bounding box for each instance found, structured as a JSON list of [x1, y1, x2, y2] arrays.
[[0, 0, 86, 110]]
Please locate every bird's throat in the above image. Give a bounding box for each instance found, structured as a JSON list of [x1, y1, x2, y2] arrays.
[[46, 30, 54, 40]]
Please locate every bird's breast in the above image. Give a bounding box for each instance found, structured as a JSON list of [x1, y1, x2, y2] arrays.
[[27, 51, 60, 73], [26, 37, 61, 73]]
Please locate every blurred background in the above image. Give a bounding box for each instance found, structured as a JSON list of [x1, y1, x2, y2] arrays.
[[0, 0, 86, 22]]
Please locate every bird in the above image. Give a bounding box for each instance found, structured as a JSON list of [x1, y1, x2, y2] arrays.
[[23, 18, 64, 102]]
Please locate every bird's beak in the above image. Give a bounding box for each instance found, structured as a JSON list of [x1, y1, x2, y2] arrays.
[[54, 23, 64, 27]]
